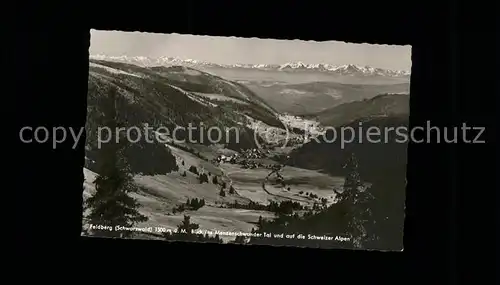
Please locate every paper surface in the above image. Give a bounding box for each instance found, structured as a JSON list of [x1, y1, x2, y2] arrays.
[[82, 30, 411, 251]]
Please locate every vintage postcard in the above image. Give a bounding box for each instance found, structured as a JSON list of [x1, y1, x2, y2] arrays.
[[83, 30, 411, 251]]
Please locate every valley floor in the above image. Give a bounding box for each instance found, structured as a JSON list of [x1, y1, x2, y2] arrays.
[[82, 143, 345, 243]]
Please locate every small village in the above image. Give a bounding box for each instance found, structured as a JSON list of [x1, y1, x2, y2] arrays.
[[212, 148, 286, 170]]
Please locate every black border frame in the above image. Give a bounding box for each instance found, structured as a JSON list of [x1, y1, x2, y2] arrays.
[[13, 1, 494, 283]]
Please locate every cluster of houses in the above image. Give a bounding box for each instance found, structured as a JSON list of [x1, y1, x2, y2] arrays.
[[211, 148, 291, 173], [212, 153, 263, 169], [213, 153, 239, 164], [213, 148, 279, 170], [240, 148, 270, 159], [213, 148, 271, 165]]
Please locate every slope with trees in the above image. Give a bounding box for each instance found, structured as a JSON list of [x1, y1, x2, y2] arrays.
[[86, 76, 179, 176], [309, 93, 409, 127], [288, 114, 409, 182], [88, 59, 285, 157], [249, 153, 404, 250], [84, 87, 148, 238]]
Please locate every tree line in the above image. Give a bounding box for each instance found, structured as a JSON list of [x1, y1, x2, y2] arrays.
[[86, 85, 179, 176], [225, 200, 303, 215], [163, 215, 223, 243], [172, 198, 206, 214], [84, 87, 149, 238]]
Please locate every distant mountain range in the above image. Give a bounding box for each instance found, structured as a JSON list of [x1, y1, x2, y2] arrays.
[[90, 55, 411, 78]]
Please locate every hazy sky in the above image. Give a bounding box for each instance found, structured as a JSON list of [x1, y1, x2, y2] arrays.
[[90, 30, 412, 71]]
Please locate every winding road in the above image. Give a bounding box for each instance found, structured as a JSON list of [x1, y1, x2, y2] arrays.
[[219, 163, 308, 204]]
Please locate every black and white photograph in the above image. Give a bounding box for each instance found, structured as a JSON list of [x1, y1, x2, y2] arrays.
[[82, 30, 411, 251]]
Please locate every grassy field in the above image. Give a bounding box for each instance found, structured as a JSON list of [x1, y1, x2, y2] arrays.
[[82, 140, 344, 242]]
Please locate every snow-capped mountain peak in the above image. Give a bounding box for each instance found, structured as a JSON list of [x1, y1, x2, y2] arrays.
[[90, 55, 411, 77]]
